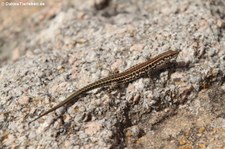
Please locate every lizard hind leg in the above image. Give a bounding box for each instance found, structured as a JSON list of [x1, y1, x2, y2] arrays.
[[94, 67, 120, 95], [108, 81, 120, 92], [106, 68, 121, 101], [101, 67, 120, 76], [110, 68, 120, 75], [108, 67, 121, 92]]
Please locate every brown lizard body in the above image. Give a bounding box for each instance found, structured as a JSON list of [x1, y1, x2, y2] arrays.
[[30, 50, 179, 123]]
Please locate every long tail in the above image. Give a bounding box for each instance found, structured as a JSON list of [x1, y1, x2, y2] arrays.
[[29, 83, 96, 123]]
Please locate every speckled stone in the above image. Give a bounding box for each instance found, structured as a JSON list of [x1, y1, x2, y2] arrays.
[[1, 0, 225, 148]]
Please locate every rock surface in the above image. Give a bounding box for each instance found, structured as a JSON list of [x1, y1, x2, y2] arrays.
[[0, 0, 225, 148]]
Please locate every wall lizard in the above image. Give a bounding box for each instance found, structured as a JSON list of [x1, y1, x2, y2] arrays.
[[30, 50, 180, 123]]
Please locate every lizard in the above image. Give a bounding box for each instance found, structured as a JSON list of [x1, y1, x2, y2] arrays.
[[30, 50, 180, 123]]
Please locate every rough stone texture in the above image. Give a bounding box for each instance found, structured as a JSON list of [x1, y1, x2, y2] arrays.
[[0, 0, 225, 148]]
